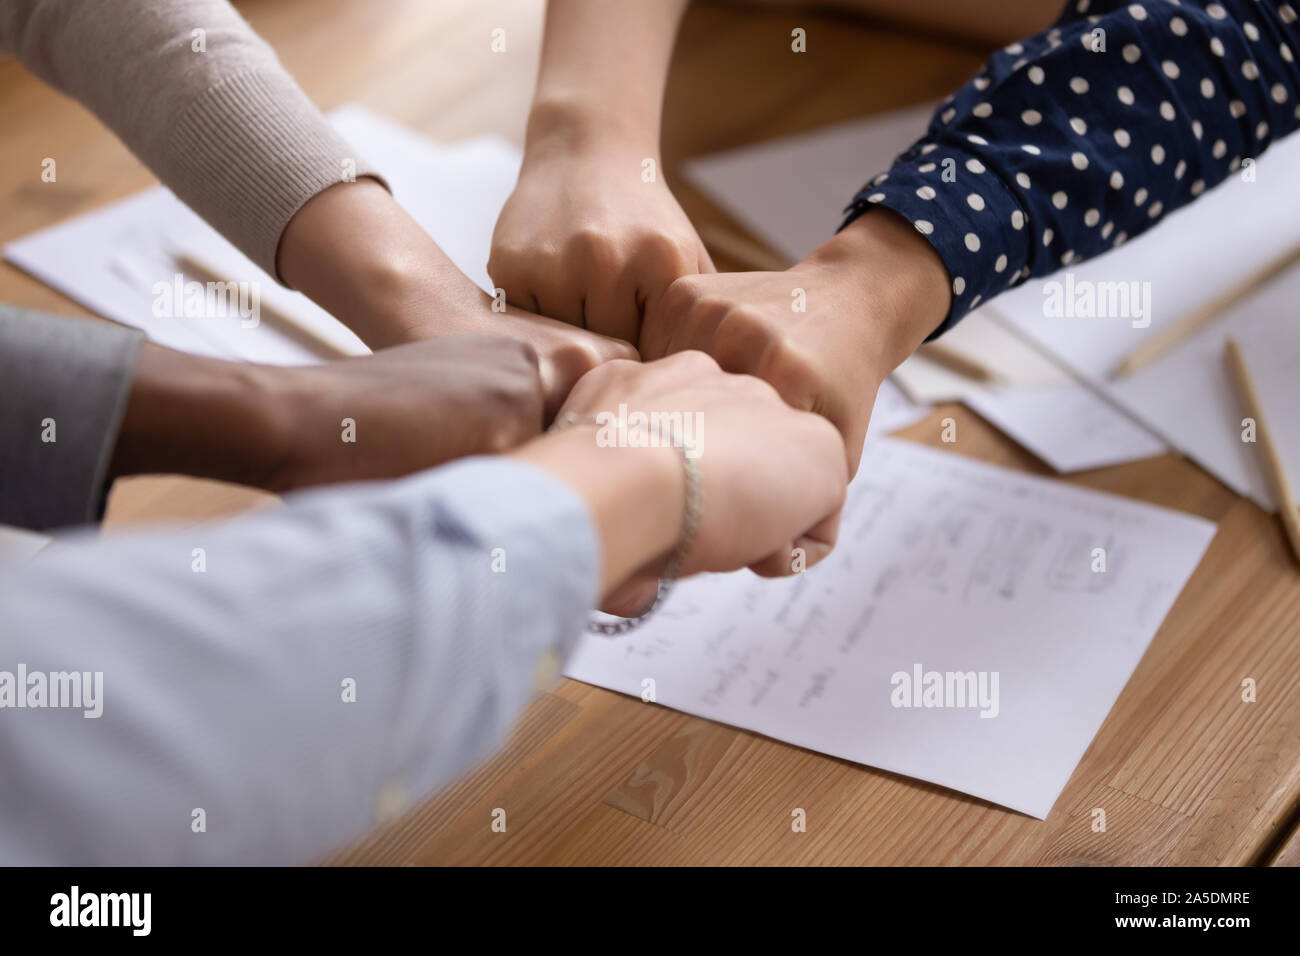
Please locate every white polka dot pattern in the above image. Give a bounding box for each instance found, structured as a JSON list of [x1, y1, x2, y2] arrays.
[[842, 0, 1300, 335]]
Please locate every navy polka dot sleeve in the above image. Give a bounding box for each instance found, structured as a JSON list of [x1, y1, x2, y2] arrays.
[[843, 1, 1300, 337]]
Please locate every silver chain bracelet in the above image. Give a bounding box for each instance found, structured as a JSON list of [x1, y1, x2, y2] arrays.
[[550, 412, 701, 636]]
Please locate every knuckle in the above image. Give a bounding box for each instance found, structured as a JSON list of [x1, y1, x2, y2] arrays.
[[755, 339, 821, 412], [596, 356, 643, 377], [496, 371, 544, 413], [710, 307, 772, 371], [484, 378, 544, 445], [567, 226, 621, 271], [486, 244, 527, 283], [661, 273, 706, 310], [606, 337, 641, 362], [637, 229, 689, 267], [733, 369, 783, 402], [668, 349, 720, 375], [505, 345, 543, 382], [545, 339, 599, 380], [577, 356, 640, 393]]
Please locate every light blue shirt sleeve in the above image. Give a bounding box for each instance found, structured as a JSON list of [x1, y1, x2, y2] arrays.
[[0, 456, 599, 865]]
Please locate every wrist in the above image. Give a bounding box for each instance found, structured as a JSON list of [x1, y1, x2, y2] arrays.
[[511, 424, 683, 599], [109, 345, 291, 489], [524, 95, 661, 161], [801, 209, 952, 380], [278, 180, 473, 348]]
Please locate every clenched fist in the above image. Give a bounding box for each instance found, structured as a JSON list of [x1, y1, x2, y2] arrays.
[[489, 139, 713, 345], [639, 212, 952, 474]]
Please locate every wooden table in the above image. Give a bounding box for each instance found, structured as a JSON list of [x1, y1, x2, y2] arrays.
[[2, 0, 1296, 866]]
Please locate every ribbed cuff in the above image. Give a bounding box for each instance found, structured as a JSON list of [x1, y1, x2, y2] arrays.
[[0, 307, 145, 531], [165, 70, 389, 282]]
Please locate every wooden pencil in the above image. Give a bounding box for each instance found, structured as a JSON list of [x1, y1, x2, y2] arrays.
[[1224, 336, 1300, 567], [173, 249, 359, 359], [1112, 242, 1300, 379]]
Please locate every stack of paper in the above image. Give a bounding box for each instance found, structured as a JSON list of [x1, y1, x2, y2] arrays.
[[989, 137, 1300, 509], [892, 313, 1167, 472]]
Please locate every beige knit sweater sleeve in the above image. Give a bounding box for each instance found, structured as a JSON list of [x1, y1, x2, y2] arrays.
[[0, 0, 387, 280]]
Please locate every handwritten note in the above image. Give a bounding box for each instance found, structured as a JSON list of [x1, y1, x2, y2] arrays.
[[565, 438, 1216, 818]]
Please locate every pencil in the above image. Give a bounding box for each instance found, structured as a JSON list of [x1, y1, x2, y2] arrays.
[[172, 249, 359, 359], [1112, 242, 1300, 379], [698, 221, 1000, 384], [1223, 337, 1300, 567], [915, 342, 1001, 384]]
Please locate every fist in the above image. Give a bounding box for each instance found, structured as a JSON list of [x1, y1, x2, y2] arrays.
[[639, 267, 882, 475], [489, 148, 714, 344], [557, 351, 848, 578]]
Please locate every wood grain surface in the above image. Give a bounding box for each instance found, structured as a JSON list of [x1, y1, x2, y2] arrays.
[[2, 0, 1295, 866]]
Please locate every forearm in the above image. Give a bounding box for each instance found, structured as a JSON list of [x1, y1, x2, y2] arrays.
[[843, 0, 1300, 336], [803, 208, 952, 380], [527, 0, 691, 153], [0, 0, 386, 283], [106, 343, 288, 489], [512, 425, 683, 598], [276, 180, 477, 348], [0, 458, 598, 865], [114, 372, 685, 601]]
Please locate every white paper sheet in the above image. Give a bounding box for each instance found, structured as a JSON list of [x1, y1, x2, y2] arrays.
[[681, 106, 1165, 473], [867, 377, 930, 436], [896, 310, 1072, 401], [3, 106, 524, 365], [893, 312, 1167, 472], [565, 438, 1217, 818], [965, 382, 1170, 473], [988, 133, 1300, 509]]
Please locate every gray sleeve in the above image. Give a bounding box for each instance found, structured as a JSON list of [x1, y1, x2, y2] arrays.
[[0, 306, 144, 531], [0, 0, 386, 280], [0, 456, 600, 865]]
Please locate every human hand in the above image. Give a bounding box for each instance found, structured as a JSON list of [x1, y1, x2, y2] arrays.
[[111, 336, 550, 494], [513, 351, 848, 607], [277, 179, 636, 417], [264, 335, 552, 491], [489, 127, 713, 345], [639, 211, 952, 474], [384, 274, 640, 419]]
